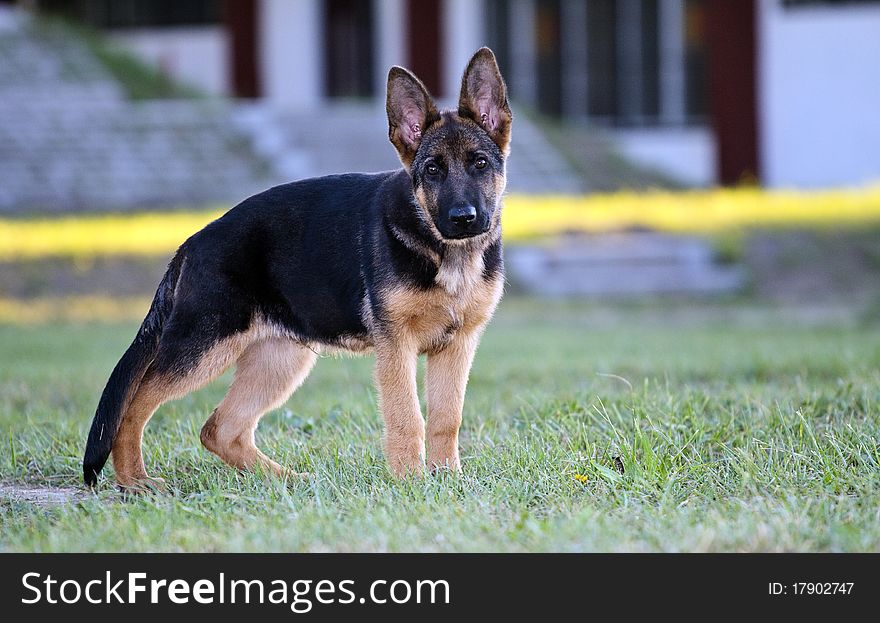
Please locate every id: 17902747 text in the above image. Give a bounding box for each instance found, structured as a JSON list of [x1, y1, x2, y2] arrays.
[[769, 582, 854, 596]]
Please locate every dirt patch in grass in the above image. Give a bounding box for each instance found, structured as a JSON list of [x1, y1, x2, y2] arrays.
[[0, 483, 86, 507]]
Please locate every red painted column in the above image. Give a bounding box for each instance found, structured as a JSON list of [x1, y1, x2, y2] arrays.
[[706, 0, 760, 184], [226, 0, 261, 98], [406, 0, 443, 97]]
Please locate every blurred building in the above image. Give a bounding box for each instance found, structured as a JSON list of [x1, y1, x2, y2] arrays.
[[19, 0, 880, 188]]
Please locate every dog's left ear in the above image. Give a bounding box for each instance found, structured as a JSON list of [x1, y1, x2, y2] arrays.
[[458, 47, 512, 155]]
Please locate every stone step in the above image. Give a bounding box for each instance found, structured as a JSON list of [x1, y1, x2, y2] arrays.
[[0, 5, 589, 214], [267, 103, 588, 194], [506, 233, 745, 297]]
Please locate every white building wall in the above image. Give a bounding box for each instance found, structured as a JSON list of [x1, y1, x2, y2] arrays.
[[758, 0, 880, 188], [259, 0, 323, 108], [109, 26, 230, 96], [442, 0, 486, 103], [374, 0, 406, 102]]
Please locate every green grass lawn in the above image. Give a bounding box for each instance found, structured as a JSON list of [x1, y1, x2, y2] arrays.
[[1, 299, 878, 552]]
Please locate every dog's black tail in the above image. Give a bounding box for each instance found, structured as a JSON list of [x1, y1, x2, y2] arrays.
[[82, 249, 186, 486]]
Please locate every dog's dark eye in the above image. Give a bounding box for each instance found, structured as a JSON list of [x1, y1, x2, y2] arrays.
[[425, 163, 440, 176], [474, 156, 488, 170]]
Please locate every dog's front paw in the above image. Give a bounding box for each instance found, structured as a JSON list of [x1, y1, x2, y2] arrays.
[[390, 460, 425, 479], [427, 438, 460, 473], [428, 456, 461, 474], [385, 442, 426, 479], [383, 420, 426, 478]]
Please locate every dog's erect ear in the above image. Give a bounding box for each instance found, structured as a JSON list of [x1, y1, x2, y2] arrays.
[[458, 47, 512, 155], [386, 66, 439, 168]]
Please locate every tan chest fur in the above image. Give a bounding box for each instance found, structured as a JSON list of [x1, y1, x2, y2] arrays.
[[381, 249, 503, 353]]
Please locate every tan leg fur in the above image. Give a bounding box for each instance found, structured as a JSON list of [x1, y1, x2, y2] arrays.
[[112, 337, 246, 489], [200, 338, 316, 476], [425, 331, 480, 471], [374, 338, 425, 477]]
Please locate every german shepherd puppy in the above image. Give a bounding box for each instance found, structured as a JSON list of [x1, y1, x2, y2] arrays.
[[83, 48, 512, 489]]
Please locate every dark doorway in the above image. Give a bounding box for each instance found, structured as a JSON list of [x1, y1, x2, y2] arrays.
[[639, 0, 660, 119], [36, 0, 221, 27], [484, 0, 511, 81], [587, 0, 617, 119], [535, 0, 562, 116], [684, 0, 709, 120], [324, 0, 375, 98]]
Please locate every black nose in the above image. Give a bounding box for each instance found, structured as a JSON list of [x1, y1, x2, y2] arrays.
[[449, 205, 477, 226]]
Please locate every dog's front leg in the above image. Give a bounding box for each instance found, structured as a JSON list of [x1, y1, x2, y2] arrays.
[[425, 331, 480, 472], [375, 339, 425, 477]]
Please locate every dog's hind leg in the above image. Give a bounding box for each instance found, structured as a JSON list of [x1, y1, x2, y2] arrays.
[[199, 338, 317, 477], [112, 334, 247, 490]]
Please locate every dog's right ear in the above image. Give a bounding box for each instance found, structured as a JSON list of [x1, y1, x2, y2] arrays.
[[386, 66, 439, 168]]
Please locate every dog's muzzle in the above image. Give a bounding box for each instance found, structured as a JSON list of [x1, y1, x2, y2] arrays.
[[442, 205, 489, 239]]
